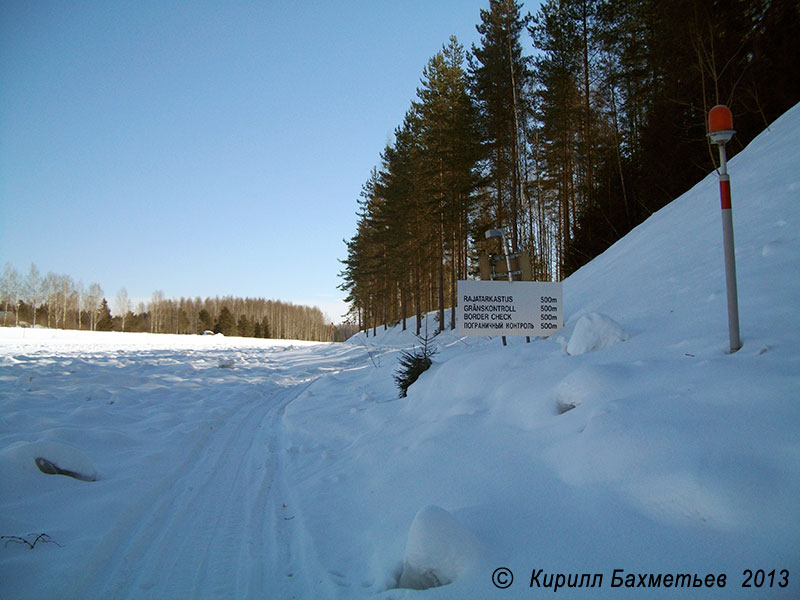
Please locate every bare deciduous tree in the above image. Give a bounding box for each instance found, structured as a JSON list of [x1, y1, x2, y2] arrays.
[[149, 290, 165, 333], [85, 283, 103, 331], [58, 274, 75, 329], [25, 264, 42, 327], [1, 263, 20, 326], [43, 272, 59, 328], [115, 287, 131, 332]]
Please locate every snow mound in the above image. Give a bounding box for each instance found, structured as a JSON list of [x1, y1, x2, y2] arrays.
[[397, 505, 479, 590], [553, 364, 627, 414], [566, 312, 629, 355]]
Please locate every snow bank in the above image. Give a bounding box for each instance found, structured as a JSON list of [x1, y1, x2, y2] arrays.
[[565, 312, 629, 355]]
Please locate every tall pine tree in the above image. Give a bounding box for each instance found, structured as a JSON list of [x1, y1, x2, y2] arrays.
[[470, 0, 532, 253]]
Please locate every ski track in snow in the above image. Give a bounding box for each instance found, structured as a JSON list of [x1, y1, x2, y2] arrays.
[[71, 382, 310, 600]]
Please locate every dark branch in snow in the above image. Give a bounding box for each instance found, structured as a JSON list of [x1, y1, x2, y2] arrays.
[[1, 534, 63, 550]]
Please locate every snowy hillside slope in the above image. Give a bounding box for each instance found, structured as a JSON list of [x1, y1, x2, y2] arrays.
[[306, 103, 800, 597], [0, 103, 798, 600]]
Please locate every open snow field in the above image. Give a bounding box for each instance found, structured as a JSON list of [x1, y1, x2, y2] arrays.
[[2, 105, 800, 598]]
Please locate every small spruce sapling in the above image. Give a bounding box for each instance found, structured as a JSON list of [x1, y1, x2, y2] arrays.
[[394, 331, 437, 398]]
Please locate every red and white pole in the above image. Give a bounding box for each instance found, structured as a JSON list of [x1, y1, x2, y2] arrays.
[[708, 105, 741, 353]]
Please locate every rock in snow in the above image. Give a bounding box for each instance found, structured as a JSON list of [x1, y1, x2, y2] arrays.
[[397, 505, 479, 590], [2, 440, 98, 482], [566, 312, 629, 356]]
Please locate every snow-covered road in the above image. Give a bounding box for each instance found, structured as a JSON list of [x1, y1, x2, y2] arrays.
[[1, 335, 375, 600]]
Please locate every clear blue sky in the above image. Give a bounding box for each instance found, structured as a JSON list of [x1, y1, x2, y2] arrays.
[[1, 0, 535, 322]]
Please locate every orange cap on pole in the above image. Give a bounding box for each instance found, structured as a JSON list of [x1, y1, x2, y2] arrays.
[[708, 105, 735, 144], [709, 105, 733, 132]]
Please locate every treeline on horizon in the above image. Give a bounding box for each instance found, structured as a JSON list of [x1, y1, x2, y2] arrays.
[[1, 263, 356, 342], [339, 0, 799, 336]]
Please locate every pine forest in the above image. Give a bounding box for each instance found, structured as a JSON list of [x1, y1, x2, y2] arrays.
[[338, 0, 799, 336]]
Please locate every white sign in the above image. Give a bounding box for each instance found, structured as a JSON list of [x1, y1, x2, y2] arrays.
[[457, 280, 563, 337]]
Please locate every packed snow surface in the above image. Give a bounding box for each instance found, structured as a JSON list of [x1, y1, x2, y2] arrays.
[[2, 103, 800, 598]]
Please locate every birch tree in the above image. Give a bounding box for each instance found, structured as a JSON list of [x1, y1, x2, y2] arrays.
[[115, 287, 131, 332], [25, 264, 42, 327], [150, 290, 165, 333], [2, 264, 20, 326], [86, 283, 103, 331]]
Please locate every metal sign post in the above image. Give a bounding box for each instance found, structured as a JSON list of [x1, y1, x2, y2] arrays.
[[485, 227, 533, 345], [467, 227, 557, 344], [708, 104, 742, 353]]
